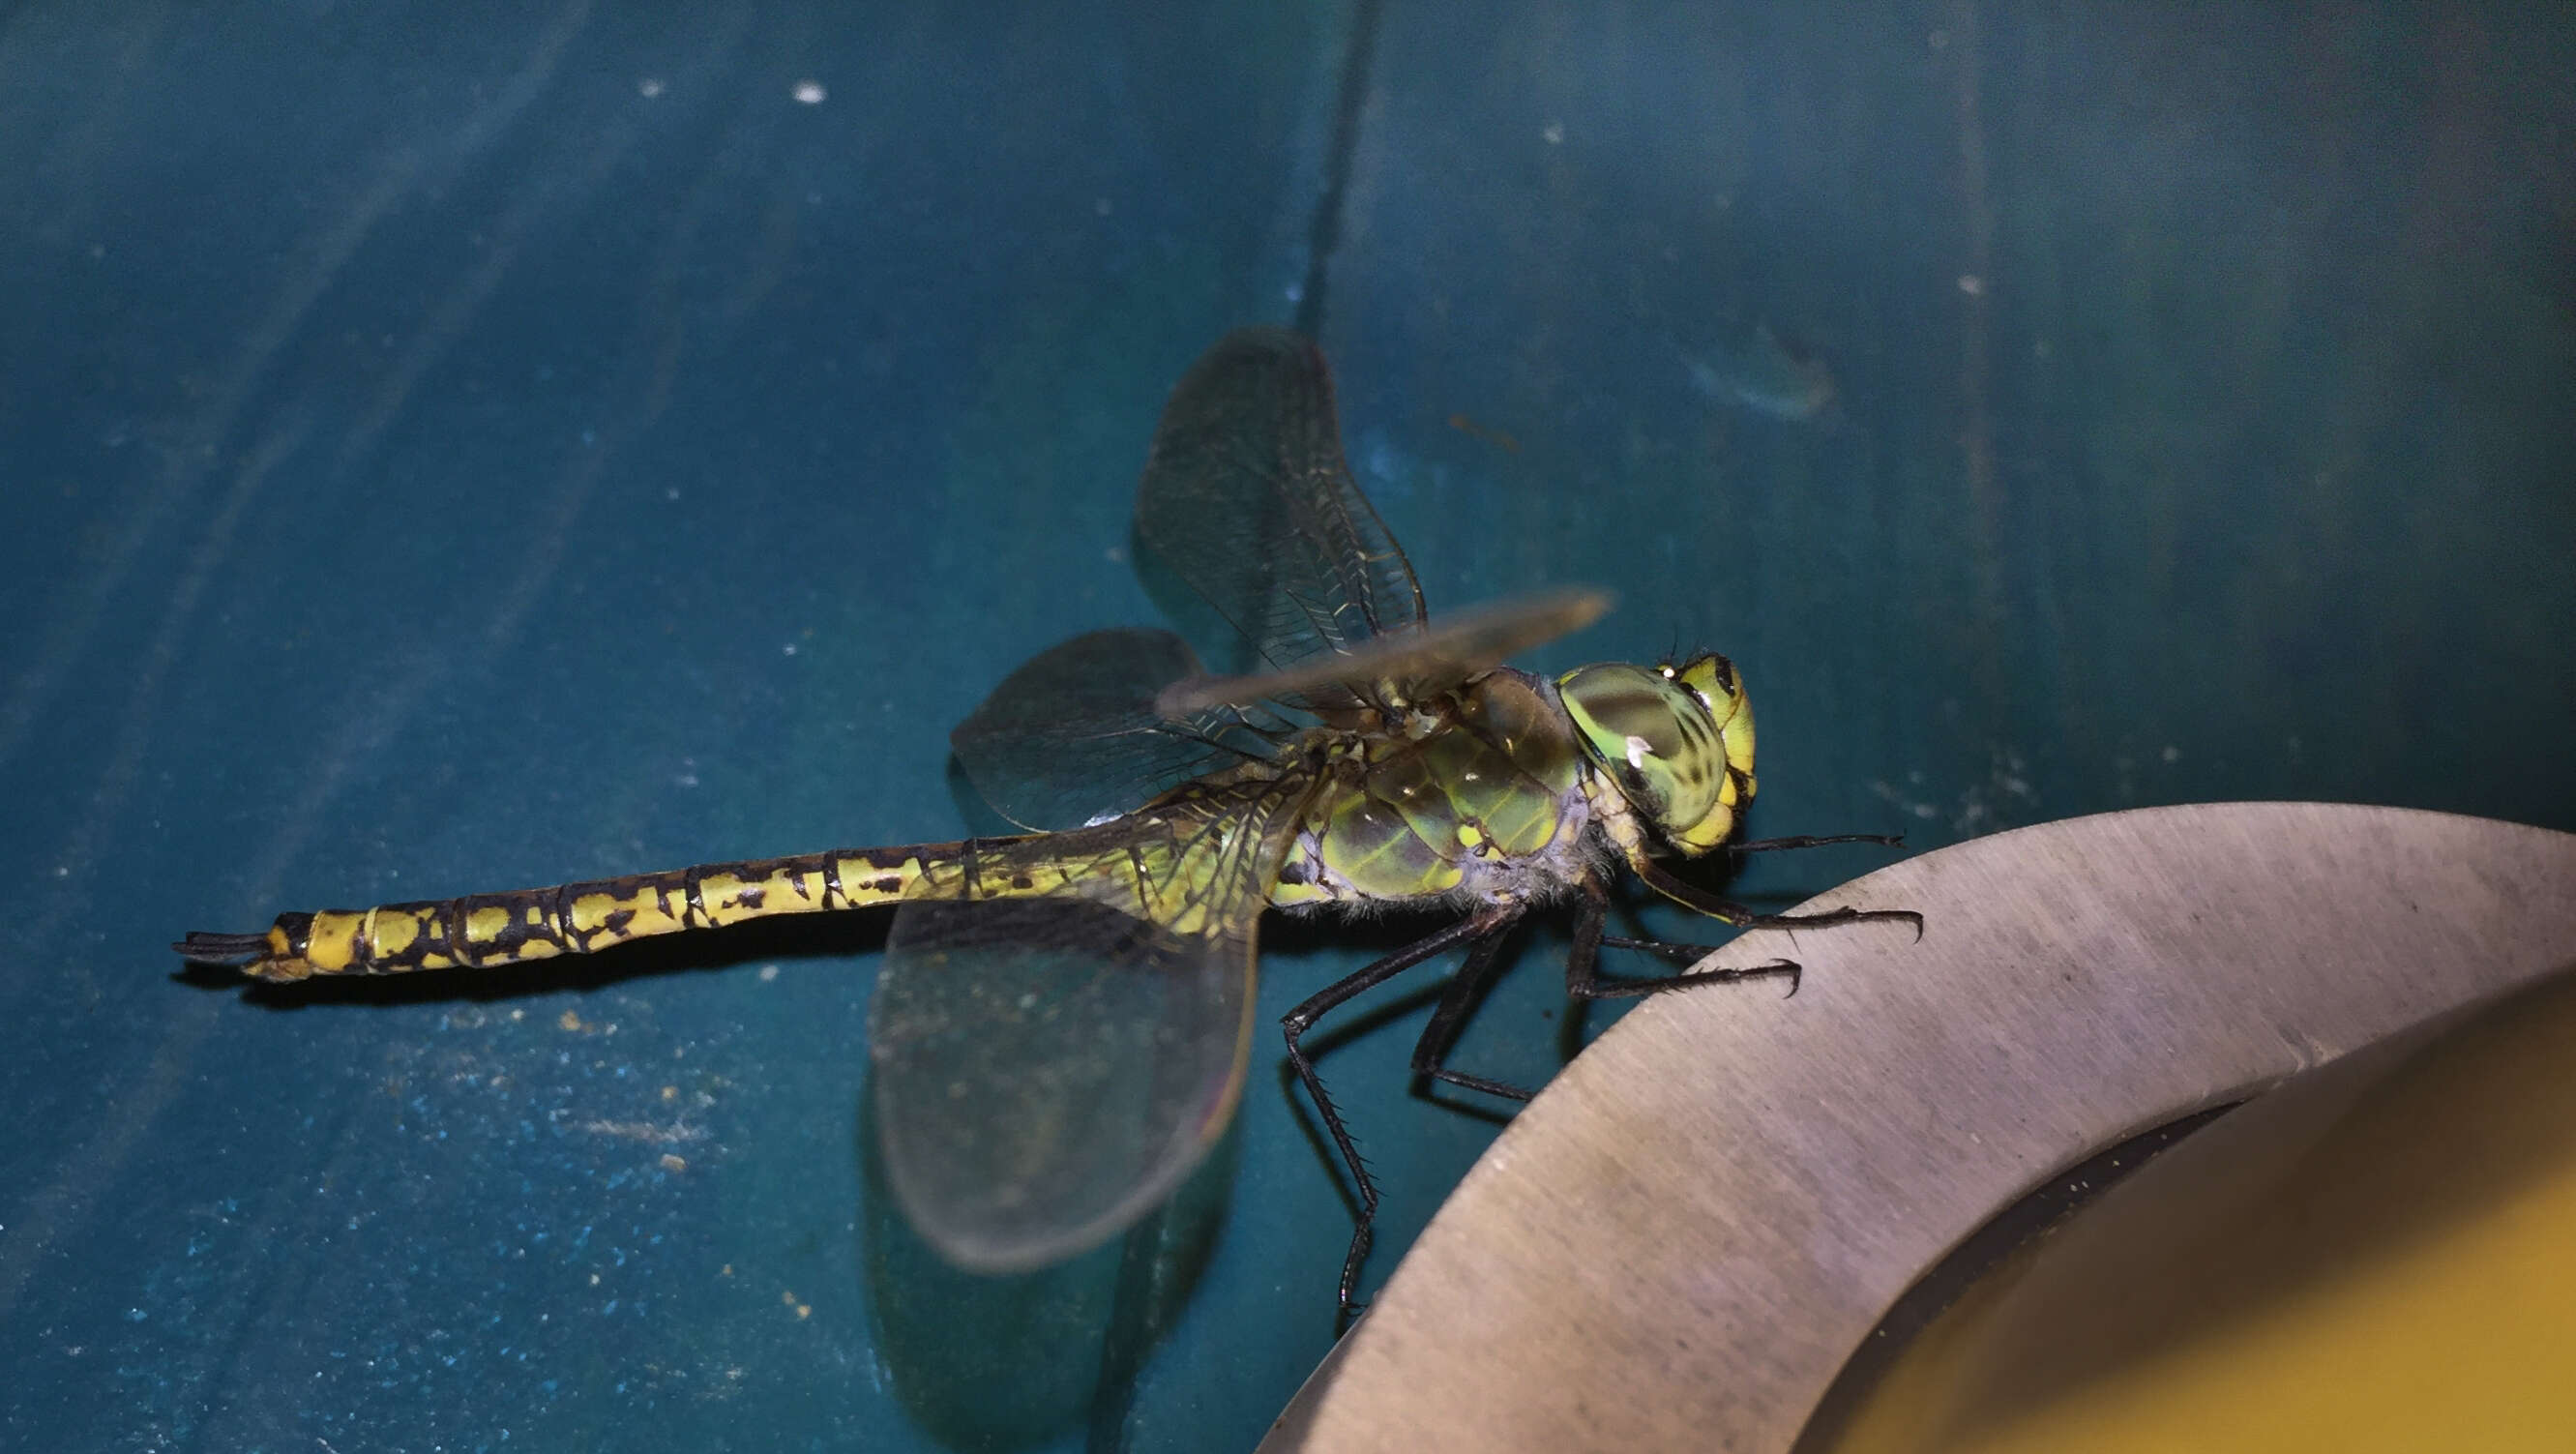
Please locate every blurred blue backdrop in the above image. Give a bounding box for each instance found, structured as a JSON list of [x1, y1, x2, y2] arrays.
[[2, 3, 2569, 1450]]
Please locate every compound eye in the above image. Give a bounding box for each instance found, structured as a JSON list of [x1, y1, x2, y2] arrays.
[[1556, 664, 1726, 839]]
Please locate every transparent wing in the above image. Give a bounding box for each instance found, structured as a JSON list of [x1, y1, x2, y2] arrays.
[[951, 627, 1291, 832], [870, 771, 1314, 1272], [1154, 586, 1614, 717], [1135, 327, 1426, 697]]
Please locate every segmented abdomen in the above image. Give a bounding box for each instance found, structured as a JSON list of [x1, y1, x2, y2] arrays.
[[180, 844, 961, 983]]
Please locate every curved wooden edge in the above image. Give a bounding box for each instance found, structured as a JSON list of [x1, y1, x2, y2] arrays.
[[1261, 804, 2576, 1452]]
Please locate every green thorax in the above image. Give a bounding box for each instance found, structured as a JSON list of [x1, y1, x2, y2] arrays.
[[1270, 668, 1589, 908]]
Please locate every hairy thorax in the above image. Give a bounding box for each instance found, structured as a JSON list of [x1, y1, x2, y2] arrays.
[[1269, 669, 1599, 914]]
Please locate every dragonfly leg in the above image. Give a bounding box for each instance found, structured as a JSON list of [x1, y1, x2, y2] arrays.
[[1586, 934, 1803, 998], [1406, 877, 1810, 1106], [1406, 910, 1538, 1103], [1569, 866, 1805, 999], [1282, 903, 1523, 1325], [1732, 831, 1907, 853], [1627, 853, 1925, 941]]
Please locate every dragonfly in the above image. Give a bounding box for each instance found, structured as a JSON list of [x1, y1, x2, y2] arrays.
[[179, 326, 1916, 1318]]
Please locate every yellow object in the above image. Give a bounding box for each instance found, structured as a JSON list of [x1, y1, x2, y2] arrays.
[[1830, 968, 2576, 1454]]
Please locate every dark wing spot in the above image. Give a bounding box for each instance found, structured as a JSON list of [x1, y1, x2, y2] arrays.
[[732, 888, 765, 909], [872, 875, 903, 894], [603, 908, 637, 935], [1010, 874, 1034, 890]]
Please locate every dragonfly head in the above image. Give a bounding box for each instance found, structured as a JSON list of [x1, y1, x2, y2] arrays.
[[1557, 654, 1756, 855]]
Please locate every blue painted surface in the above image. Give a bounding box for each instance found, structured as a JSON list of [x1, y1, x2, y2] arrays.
[[2, 3, 2570, 1450]]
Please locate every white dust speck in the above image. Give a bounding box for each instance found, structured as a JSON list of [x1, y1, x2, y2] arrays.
[[638, 77, 666, 99], [579, 1117, 706, 1144], [1870, 746, 2037, 836], [1957, 274, 1985, 296], [758, 964, 780, 982], [1541, 121, 1564, 144], [792, 79, 826, 104]]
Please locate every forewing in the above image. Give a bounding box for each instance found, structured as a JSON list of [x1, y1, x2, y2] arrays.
[[1154, 586, 1614, 717], [870, 772, 1312, 1272], [951, 627, 1289, 831], [1135, 328, 1425, 693]]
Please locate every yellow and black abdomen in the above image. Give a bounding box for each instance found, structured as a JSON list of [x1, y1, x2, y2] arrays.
[[178, 844, 960, 983]]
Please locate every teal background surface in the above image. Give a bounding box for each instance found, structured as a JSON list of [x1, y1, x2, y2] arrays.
[[2, 3, 2569, 1450]]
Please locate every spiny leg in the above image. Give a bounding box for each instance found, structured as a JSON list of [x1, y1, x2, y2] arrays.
[[1628, 853, 1925, 941], [1406, 911, 1535, 1103], [1584, 935, 1803, 998], [1736, 903, 1926, 937], [1282, 903, 1521, 1325], [1407, 879, 1804, 1111], [1732, 832, 1907, 853]]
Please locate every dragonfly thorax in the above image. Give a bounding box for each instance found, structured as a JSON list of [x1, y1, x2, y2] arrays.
[[1270, 669, 1598, 912]]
